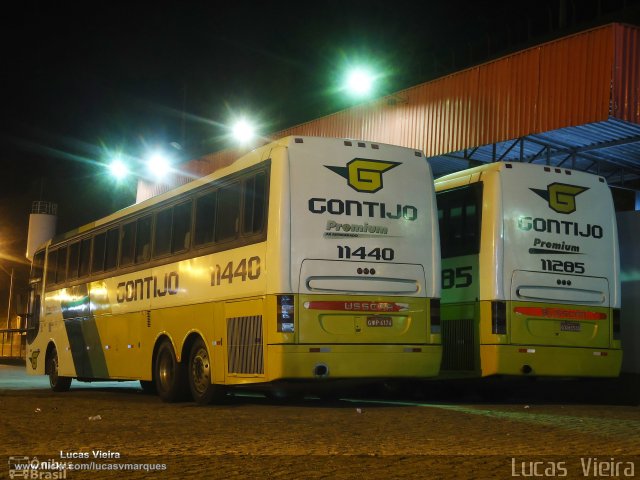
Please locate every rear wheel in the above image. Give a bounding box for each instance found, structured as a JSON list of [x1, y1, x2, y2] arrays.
[[154, 340, 187, 402], [188, 337, 225, 404], [47, 346, 71, 392]]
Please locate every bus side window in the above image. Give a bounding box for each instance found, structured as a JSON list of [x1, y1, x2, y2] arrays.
[[437, 183, 482, 258], [120, 222, 136, 267], [78, 238, 91, 278], [47, 249, 58, 285], [135, 216, 152, 264], [56, 246, 68, 283], [172, 200, 192, 253], [194, 191, 217, 246], [104, 227, 119, 271], [242, 172, 267, 236], [92, 232, 107, 273], [31, 250, 45, 283], [450, 206, 464, 243], [215, 182, 240, 243], [67, 242, 80, 280], [154, 207, 173, 257]]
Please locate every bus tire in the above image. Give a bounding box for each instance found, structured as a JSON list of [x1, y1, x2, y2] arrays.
[[47, 346, 71, 392], [188, 337, 225, 405], [154, 340, 188, 402]]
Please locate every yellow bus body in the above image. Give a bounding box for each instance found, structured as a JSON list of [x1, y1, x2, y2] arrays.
[[26, 136, 442, 400], [436, 162, 621, 378]]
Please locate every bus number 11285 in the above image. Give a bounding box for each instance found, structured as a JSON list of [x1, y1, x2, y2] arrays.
[[540, 259, 585, 274]]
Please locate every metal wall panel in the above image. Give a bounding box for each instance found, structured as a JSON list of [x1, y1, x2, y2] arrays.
[[536, 25, 613, 131], [186, 23, 638, 176], [613, 24, 640, 124]]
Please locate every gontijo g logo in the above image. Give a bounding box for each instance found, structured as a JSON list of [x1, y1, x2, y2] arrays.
[[326, 159, 400, 193], [530, 182, 589, 214]]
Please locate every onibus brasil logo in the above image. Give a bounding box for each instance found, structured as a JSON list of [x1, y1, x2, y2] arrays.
[[530, 182, 589, 214], [325, 158, 400, 193]]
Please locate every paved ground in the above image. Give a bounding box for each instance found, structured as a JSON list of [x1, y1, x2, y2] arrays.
[[1, 362, 638, 479]]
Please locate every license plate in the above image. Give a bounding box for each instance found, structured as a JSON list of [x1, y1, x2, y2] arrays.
[[560, 321, 581, 332], [367, 316, 393, 327]]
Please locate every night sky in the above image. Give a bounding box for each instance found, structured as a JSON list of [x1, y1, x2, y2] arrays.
[[1, 0, 639, 299]]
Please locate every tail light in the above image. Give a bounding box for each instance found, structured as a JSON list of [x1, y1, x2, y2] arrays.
[[491, 301, 507, 334], [430, 298, 440, 334], [612, 308, 621, 341], [277, 295, 294, 333]]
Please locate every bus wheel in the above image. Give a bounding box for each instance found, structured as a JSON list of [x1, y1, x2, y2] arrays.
[[154, 340, 187, 402], [47, 346, 71, 392], [188, 337, 224, 405]]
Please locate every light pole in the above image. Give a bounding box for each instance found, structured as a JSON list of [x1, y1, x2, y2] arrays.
[[6, 267, 13, 330], [1, 265, 15, 358], [0, 263, 14, 330]]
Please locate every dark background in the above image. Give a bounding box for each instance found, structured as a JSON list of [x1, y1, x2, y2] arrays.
[[1, 0, 640, 310]]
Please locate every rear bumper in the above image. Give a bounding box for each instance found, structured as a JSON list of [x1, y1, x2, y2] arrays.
[[266, 344, 442, 380], [480, 344, 622, 377]]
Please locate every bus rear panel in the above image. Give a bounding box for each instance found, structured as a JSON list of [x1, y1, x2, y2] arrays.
[[280, 137, 441, 381], [436, 162, 621, 378]]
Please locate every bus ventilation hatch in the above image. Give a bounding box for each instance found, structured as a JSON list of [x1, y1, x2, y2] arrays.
[[227, 316, 264, 375], [441, 318, 475, 371]]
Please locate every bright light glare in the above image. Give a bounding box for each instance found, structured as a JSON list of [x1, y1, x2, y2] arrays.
[[232, 119, 255, 143], [147, 152, 171, 180], [346, 68, 374, 96], [109, 159, 129, 180]]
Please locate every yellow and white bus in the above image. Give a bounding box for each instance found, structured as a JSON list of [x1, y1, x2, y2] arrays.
[[435, 162, 621, 378], [25, 136, 441, 403]]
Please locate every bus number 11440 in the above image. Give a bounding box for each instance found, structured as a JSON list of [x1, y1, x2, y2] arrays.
[[337, 246, 394, 261], [211, 257, 261, 286]]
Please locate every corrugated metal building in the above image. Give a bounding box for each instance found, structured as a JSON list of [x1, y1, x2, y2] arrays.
[[136, 22, 640, 201]]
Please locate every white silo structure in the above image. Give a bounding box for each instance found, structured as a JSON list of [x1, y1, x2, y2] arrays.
[[25, 201, 57, 261]]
